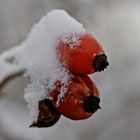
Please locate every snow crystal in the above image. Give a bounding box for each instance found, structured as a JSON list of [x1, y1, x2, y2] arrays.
[[0, 9, 86, 121], [61, 35, 82, 49]]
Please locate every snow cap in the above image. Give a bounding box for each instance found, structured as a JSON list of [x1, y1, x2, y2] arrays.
[[13, 9, 86, 121]]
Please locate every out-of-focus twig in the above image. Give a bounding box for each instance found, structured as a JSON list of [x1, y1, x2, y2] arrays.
[[0, 51, 25, 92], [0, 69, 25, 91]]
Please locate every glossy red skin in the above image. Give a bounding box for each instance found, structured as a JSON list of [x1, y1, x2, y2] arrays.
[[50, 75, 99, 120], [57, 34, 104, 75]]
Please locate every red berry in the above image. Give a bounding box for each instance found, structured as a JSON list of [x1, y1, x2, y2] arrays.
[[57, 33, 109, 75], [49, 75, 100, 120]]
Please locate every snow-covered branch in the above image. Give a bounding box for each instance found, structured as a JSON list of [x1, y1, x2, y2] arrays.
[[0, 9, 106, 128], [0, 9, 86, 126], [0, 50, 25, 91]]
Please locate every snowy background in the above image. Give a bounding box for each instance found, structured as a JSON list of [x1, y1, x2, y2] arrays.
[[0, 0, 140, 140]]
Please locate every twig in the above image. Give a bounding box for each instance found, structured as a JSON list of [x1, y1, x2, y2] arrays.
[[0, 69, 25, 91], [0, 48, 26, 91]]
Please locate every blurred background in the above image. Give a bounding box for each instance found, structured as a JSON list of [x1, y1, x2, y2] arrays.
[[0, 0, 140, 140]]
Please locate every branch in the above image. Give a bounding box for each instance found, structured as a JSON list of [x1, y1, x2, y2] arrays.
[[0, 48, 25, 92], [0, 69, 24, 91]]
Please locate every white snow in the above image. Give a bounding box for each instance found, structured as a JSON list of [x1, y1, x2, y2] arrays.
[[0, 9, 86, 121], [61, 35, 82, 49]]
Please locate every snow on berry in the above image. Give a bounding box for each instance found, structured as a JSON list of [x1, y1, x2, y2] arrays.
[[0, 9, 86, 121]]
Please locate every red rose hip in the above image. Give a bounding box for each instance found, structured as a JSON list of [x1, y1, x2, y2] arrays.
[[57, 33, 109, 75]]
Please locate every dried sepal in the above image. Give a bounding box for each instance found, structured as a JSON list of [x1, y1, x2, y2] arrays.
[[30, 99, 61, 128]]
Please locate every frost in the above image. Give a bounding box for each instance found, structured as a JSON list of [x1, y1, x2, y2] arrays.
[[0, 9, 86, 121], [61, 35, 82, 49]]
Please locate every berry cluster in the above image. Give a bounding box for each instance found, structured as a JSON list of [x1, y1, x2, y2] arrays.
[[31, 34, 109, 127]]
